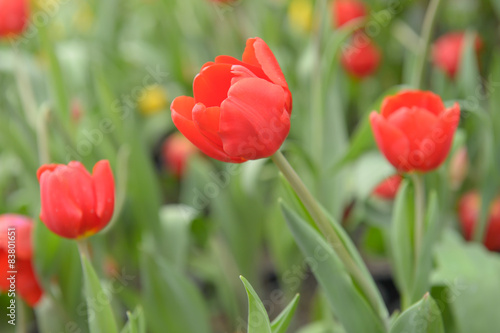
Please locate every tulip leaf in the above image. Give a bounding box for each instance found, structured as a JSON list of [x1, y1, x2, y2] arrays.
[[351, 151, 396, 200], [390, 179, 415, 306], [457, 31, 480, 98], [280, 202, 386, 333], [140, 240, 211, 333], [120, 307, 146, 333], [80, 251, 119, 333], [271, 293, 301, 333], [240, 276, 272, 333], [389, 293, 444, 333], [431, 231, 500, 333]]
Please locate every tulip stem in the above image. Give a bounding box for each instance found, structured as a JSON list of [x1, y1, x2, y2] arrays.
[[411, 174, 426, 262], [15, 298, 27, 333], [271, 151, 386, 324], [412, 0, 444, 89]]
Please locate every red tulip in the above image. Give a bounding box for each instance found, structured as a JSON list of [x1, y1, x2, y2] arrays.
[[0, 214, 43, 306], [458, 191, 500, 251], [170, 37, 292, 163], [341, 32, 381, 78], [0, 0, 29, 38], [332, 0, 367, 28], [370, 90, 460, 173], [432, 32, 482, 79], [37, 160, 115, 239], [162, 132, 200, 178], [373, 175, 402, 200]]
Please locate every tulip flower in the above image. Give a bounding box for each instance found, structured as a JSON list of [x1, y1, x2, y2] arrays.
[[170, 37, 292, 163], [370, 90, 460, 173], [162, 132, 200, 178], [432, 32, 482, 79], [37, 160, 115, 239], [373, 175, 402, 200], [0, 214, 43, 306], [138, 85, 169, 116], [458, 191, 500, 251], [341, 32, 381, 78], [448, 147, 469, 190], [332, 0, 366, 28], [0, 0, 29, 38]]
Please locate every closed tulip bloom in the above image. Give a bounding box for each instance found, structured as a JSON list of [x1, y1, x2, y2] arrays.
[[332, 0, 366, 28], [458, 192, 500, 251], [370, 90, 460, 173], [170, 37, 292, 163], [162, 132, 200, 178], [341, 32, 381, 78], [0, 215, 43, 306], [432, 32, 482, 79], [37, 160, 115, 239], [0, 0, 30, 38], [373, 175, 402, 200]]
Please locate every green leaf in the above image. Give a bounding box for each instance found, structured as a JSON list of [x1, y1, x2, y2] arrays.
[[120, 307, 146, 333], [280, 202, 386, 333], [140, 241, 211, 333], [351, 152, 396, 200], [431, 231, 500, 333], [80, 251, 119, 333], [390, 294, 444, 333], [271, 293, 300, 333], [390, 180, 415, 306], [457, 31, 480, 98], [240, 276, 272, 333]]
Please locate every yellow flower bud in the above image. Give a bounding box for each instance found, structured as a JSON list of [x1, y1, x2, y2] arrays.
[[138, 85, 169, 116]]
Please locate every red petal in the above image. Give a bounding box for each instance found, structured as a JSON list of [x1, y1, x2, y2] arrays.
[[92, 160, 115, 232], [242, 38, 289, 90], [370, 112, 411, 172], [192, 104, 223, 146], [172, 101, 245, 163], [37, 164, 59, 181], [16, 259, 43, 307], [219, 78, 289, 160], [193, 63, 233, 107], [171, 96, 196, 121], [215, 55, 269, 80], [381, 90, 446, 118], [0, 215, 33, 259], [39, 168, 83, 238]]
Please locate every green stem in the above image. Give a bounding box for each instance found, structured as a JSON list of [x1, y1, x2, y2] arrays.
[[15, 298, 27, 333], [271, 151, 384, 322], [411, 174, 425, 263], [412, 0, 444, 89]]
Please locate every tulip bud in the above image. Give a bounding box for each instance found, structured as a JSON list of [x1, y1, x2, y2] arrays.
[[162, 132, 200, 178], [170, 37, 292, 163], [432, 32, 482, 79], [372, 175, 402, 200], [370, 90, 460, 173], [288, 0, 314, 33], [138, 85, 169, 116], [458, 192, 500, 251], [341, 31, 381, 79], [37, 160, 115, 239], [0, 214, 43, 306], [331, 0, 367, 28], [448, 147, 468, 190], [0, 0, 29, 38]]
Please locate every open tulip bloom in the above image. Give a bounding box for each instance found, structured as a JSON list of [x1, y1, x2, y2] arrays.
[[170, 37, 292, 163], [370, 90, 460, 173]]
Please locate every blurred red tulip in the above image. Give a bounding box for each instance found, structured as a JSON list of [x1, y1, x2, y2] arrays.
[[370, 90, 460, 173], [332, 0, 367, 28], [448, 147, 469, 190], [162, 132, 200, 178], [432, 32, 482, 79], [170, 37, 292, 163], [0, 0, 29, 38], [37, 160, 115, 239], [0, 214, 43, 306], [341, 32, 381, 78], [458, 191, 500, 251], [373, 175, 402, 200]]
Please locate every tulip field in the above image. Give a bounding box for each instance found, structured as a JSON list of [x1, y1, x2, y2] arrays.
[[2, 0, 500, 332]]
